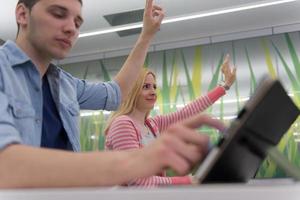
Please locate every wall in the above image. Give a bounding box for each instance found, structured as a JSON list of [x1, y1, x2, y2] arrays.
[[62, 31, 300, 178]]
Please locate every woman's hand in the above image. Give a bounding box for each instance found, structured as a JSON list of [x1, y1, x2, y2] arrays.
[[221, 54, 237, 90]]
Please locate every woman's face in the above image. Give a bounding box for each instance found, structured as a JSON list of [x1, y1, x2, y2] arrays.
[[136, 73, 157, 113]]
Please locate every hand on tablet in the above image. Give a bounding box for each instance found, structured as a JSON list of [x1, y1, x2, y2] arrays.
[[141, 114, 226, 176]]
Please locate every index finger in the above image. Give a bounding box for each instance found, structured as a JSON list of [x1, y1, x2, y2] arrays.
[[145, 0, 153, 14], [181, 114, 227, 133]]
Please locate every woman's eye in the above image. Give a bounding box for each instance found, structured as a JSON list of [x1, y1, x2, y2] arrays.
[[143, 84, 157, 90]]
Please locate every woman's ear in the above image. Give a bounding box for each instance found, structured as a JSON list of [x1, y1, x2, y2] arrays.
[[15, 3, 30, 30]]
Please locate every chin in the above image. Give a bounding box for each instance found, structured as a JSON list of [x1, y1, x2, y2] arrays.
[[52, 51, 69, 60], [149, 105, 155, 110], [51, 46, 72, 60]]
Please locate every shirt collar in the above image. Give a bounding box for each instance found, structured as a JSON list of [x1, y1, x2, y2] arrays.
[[1, 40, 31, 67], [47, 63, 61, 77], [2, 40, 61, 76]]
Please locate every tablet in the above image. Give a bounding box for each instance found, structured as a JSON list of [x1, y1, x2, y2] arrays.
[[194, 75, 300, 184]]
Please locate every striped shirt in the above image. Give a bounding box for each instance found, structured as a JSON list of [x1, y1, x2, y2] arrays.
[[105, 86, 226, 187]]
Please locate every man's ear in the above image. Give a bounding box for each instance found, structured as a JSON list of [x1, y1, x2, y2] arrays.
[[15, 3, 30, 28]]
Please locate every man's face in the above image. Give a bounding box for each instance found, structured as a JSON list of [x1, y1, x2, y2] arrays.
[[24, 0, 83, 59]]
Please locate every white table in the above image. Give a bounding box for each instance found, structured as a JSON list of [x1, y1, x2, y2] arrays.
[[0, 181, 299, 200]]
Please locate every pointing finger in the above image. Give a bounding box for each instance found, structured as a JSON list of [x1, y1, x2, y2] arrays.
[[181, 114, 226, 133]]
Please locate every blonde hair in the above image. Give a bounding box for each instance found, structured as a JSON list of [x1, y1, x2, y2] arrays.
[[104, 68, 156, 135]]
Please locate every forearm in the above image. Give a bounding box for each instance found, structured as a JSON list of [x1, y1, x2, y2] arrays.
[[0, 144, 146, 188], [129, 175, 172, 187], [114, 34, 152, 101], [155, 86, 225, 132], [207, 86, 226, 103], [128, 175, 191, 187]]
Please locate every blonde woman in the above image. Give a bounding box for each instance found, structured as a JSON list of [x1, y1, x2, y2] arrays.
[[105, 55, 236, 187]]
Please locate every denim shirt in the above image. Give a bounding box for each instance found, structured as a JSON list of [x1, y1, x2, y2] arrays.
[[0, 41, 121, 152]]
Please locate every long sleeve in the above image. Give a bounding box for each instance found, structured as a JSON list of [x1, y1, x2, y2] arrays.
[[128, 175, 191, 187], [105, 115, 191, 187], [151, 86, 225, 133]]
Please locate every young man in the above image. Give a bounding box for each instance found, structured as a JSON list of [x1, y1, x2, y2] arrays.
[[0, 0, 226, 188]]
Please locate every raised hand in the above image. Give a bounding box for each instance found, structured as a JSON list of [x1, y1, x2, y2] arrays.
[[221, 54, 237, 90], [141, 0, 165, 38]]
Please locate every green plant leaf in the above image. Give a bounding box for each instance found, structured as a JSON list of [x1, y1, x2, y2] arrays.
[[245, 47, 257, 95], [192, 46, 202, 97], [162, 51, 170, 113], [261, 38, 277, 78], [285, 33, 300, 81], [208, 54, 224, 91], [180, 49, 195, 100], [99, 60, 111, 81]]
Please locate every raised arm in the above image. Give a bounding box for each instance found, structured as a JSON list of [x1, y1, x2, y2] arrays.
[[152, 55, 236, 132], [114, 0, 164, 101]]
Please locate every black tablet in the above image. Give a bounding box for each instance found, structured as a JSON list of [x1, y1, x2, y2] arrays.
[[194, 75, 300, 184]]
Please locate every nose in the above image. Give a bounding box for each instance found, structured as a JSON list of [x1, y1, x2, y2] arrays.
[[63, 18, 78, 37], [150, 87, 156, 96]]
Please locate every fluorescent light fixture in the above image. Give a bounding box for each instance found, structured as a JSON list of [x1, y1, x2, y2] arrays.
[[162, 0, 297, 24], [295, 138, 300, 143], [293, 132, 300, 136], [79, 0, 297, 38]]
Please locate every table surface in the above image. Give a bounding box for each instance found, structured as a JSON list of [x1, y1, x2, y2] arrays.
[[0, 180, 299, 200]]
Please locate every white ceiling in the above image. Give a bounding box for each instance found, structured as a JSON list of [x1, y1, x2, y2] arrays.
[[1, 0, 300, 64]]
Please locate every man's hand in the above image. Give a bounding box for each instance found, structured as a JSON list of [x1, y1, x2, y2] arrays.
[[141, 114, 226, 176], [141, 0, 165, 38]]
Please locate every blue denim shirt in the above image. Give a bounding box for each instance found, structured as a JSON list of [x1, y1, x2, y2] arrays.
[[0, 41, 121, 151]]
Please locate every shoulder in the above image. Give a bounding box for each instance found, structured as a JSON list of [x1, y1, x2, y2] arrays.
[[106, 115, 140, 139], [56, 66, 81, 83], [54, 66, 85, 96], [108, 115, 140, 134], [0, 49, 10, 90], [111, 115, 136, 127]]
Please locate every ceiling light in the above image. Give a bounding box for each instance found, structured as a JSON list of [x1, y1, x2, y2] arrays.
[[79, 0, 297, 38], [162, 0, 297, 24]]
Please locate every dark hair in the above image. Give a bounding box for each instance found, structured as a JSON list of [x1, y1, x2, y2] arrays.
[[16, 0, 83, 36], [17, 0, 82, 9]]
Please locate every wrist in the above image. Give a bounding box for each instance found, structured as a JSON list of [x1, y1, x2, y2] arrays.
[[219, 81, 230, 91], [171, 176, 192, 185], [139, 31, 154, 43]]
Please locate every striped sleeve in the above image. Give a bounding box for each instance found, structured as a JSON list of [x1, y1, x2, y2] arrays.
[[128, 175, 172, 187], [152, 86, 225, 132], [128, 175, 191, 187]]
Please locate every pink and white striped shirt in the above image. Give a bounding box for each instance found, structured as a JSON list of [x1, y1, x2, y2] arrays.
[[105, 86, 226, 187]]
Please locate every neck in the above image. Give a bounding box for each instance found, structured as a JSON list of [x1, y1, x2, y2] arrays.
[[16, 36, 50, 77], [129, 109, 147, 125]]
